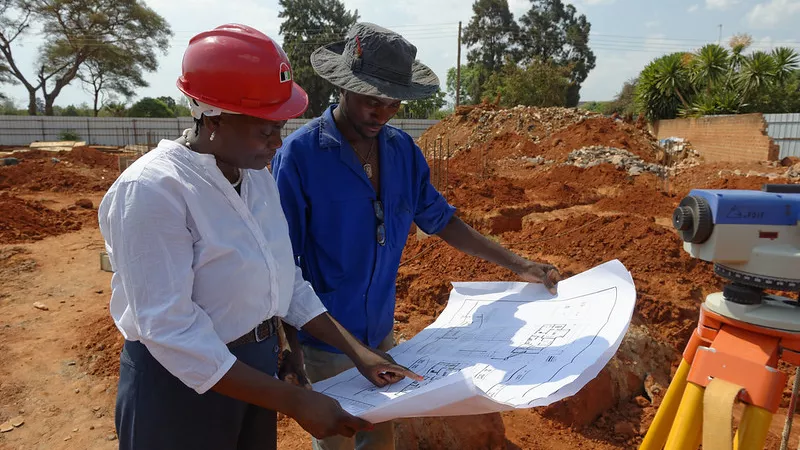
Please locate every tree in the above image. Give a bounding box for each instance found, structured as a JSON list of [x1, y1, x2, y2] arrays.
[[635, 36, 800, 120], [128, 97, 173, 118], [516, 0, 596, 106], [458, 0, 519, 105], [396, 89, 447, 119], [278, 0, 359, 118], [78, 47, 148, 117], [463, 0, 519, 74], [481, 58, 571, 108], [103, 101, 127, 117], [635, 52, 692, 121], [446, 63, 487, 106], [0, 0, 171, 115]]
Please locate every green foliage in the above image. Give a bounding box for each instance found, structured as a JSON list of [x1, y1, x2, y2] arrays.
[[0, 0, 171, 115], [396, 89, 447, 119], [128, 97, 174, 118], [463, 0, 519, 74], [446, 64, 488, 106], [635, 35, 800, 120], [0, 97, 22, 114], [278, 0, 359, 118], [516, 0, 596, 106], [482, 59, 571, 108], [58, 130, 81, 141], [102, 101, 128, 117]]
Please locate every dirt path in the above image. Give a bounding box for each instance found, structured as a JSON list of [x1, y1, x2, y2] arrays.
[[0, 224, 118, 449]]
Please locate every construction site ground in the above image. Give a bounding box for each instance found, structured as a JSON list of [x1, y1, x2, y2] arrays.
[[2, 107, 800, 449]]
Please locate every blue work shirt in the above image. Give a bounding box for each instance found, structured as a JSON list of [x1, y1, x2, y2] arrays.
[[271, 105, 456, 353]]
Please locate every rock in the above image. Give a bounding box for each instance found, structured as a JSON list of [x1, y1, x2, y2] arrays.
[[628, 166, 643, 176], [75, 199, 93, 209], [634, 395, 650, 407], [64, 436, 72, 441], [541, 325, 676, 427], [0, 422, 13, 433], [781, 156, 800, 167], [394, 414, 506, 450], [1, 157, 19, 166], [51, 157, 60, 163], [33, 302, 49, 311], [10, 416, 24, 427], [614, 421, 638, 439], [107, 434, 118, 441]]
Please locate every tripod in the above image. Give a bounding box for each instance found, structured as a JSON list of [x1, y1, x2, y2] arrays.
[[640, 291, 800, 450]]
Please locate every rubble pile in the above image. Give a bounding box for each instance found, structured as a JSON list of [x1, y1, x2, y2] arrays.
[[564, 146, 667, 177]]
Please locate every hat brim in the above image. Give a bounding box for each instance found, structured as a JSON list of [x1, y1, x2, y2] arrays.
[[177, 79, 309, 121], [310, 41, 440, 101]]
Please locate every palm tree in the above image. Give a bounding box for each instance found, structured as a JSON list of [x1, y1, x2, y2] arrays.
[[690, 44, 730, 92], [772, 47, 800, 84]]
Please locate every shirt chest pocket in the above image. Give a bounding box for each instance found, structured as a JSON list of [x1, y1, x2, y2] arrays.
[[387, 196, 414, 248]]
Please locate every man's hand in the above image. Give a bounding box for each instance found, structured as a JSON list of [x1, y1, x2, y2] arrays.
[[353, 345, 423, 388], [515, 260, 562, 295], [290, 389, 374, 439], [437, 216, 563, 295]]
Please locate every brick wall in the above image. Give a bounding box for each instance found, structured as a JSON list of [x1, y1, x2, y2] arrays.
[[654, 113, 780, 162]]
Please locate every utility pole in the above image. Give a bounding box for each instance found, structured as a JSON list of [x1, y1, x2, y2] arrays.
[[718, 24, 723, 45], [456, 21, 462, 109]]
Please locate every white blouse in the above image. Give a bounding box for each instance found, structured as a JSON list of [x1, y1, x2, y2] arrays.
[[98, 140, 326, 394]]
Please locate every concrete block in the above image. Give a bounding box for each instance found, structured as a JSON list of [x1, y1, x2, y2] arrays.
[[100, 251, 114, 273]]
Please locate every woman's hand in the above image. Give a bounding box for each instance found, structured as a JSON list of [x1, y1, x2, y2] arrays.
[[352, 345, 423, 387]]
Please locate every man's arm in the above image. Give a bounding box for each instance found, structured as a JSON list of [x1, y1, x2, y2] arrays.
[[436, 215, 561, 294]]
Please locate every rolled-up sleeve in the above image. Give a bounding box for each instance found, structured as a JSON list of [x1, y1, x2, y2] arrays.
[[283, 265, 327, 328], [411, 140, 457, 235], [101, 180, 235, 394]]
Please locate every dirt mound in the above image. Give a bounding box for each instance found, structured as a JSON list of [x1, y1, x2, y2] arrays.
[[0, 192, 82, 243], [0, 157, 113, 193], [78, 313, 124, 378], [14, 146, 119, 171], [447, 174, 528, 211], [536, 118, 660, 163]]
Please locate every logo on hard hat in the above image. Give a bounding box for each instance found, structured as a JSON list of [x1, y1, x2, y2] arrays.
[[279, 62, 291, 83]]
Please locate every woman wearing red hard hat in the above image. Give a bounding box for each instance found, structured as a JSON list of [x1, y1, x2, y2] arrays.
[[97, 23, 420, 450]]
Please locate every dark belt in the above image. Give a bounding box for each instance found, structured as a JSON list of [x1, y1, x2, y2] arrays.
[[227, 317, 279, 349]]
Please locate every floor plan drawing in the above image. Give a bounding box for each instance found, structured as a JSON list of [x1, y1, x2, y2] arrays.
[[312, 260, 637, 423]]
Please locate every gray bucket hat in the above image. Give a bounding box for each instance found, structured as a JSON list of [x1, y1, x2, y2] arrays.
[[310, 22, 440, 101]]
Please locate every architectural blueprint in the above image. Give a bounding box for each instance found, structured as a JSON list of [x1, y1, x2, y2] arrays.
[[312, 259, 636, 423]]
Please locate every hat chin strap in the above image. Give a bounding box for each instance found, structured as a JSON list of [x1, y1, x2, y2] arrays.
[[186, 96, 241, 120]]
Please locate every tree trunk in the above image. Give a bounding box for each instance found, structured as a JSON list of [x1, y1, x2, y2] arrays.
[[44, 95, 55, 116], [93, 91, 100, 117], [27, 89, 37, 115]]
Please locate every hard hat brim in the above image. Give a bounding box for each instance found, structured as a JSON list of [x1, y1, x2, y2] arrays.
[[177, 79, 309, 121]]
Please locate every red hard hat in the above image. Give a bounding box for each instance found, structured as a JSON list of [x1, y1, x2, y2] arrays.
[[177, 24, 308, 121]]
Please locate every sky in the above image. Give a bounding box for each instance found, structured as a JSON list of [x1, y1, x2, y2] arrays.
[[2, 0, 800, 108]]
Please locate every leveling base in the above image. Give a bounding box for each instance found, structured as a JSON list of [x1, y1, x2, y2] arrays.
[[641, 293, 800, 450]]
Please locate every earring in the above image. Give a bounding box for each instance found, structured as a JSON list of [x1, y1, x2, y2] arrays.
[[210, 131, 216, 141]]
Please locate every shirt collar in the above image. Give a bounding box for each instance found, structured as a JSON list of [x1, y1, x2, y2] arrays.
[[318, 104, 398, 151]]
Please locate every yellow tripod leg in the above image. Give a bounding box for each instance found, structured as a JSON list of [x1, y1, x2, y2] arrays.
[[641, 359, 692, 450], [665, 382, 704, 450], [733, 405, 772, 450]]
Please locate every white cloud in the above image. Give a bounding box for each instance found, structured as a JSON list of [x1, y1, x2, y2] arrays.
[[747, 0, 800, 28], [645, 20, 660, 28], [688, 4, 700, 12], [705, 0, 740, 10]]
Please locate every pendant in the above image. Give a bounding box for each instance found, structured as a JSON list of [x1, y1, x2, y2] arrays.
[[363, 163, 373, 179]]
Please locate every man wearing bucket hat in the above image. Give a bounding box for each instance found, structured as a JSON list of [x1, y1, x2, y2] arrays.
[[272, 22, 562, 450], [98, 23, 422, 450]]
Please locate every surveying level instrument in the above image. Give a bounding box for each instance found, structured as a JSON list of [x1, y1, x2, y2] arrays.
[[641, 184, 800, 450]]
